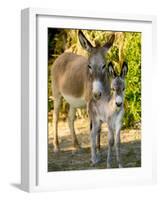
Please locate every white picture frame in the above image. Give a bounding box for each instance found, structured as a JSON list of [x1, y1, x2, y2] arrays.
[[21, 8, 157, 192]]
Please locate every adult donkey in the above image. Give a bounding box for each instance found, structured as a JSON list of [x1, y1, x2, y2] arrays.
[[51, 30, 115, 153]]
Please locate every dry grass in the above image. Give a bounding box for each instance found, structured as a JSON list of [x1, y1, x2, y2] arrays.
[[48, 118, 141, 171]]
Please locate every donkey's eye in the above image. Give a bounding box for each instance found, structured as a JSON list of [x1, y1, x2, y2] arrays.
[[88, 65, 92, 69], [122, 87, 125, 91]]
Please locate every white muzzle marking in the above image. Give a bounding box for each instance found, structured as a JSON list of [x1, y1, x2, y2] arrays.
[[116, 96, 122, 105], [92, 80, 103, 95]]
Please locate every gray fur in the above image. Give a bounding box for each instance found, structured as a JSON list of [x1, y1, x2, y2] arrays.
[[89, 62, 128, 168]]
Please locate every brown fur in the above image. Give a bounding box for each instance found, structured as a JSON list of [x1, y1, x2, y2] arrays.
[[51, 31, 115, 152], [52, 52, 91, 99]]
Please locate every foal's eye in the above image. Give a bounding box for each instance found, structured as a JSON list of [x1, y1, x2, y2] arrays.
[[102, 64, 106, 70], [122, 87, 125, 91]]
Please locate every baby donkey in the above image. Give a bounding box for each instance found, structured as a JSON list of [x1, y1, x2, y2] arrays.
[[89, 61, 128, 168]]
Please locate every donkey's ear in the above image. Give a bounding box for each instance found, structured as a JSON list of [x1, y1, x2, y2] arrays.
[[103, 33, 115, 52], [108, 62, 116, 78], [120, 62, 128, 78], [78, 30, 93, 52]]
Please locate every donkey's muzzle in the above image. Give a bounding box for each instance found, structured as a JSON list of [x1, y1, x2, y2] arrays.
[[93, 92, 102, 100]]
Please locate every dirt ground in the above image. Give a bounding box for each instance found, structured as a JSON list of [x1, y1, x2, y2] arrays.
[[48, 118, 141, 171]]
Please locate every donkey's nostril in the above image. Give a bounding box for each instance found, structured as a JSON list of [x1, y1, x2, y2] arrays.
[[93, 92, 102, 100], [98, 92, 102, 97], [116, 102, 122, 107]]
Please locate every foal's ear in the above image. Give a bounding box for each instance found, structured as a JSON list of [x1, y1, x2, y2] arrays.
[[103, 33, 115, 53], [78, 30, 93, 52], [120, 62, 128, 78], [108, 62, 116, 78]]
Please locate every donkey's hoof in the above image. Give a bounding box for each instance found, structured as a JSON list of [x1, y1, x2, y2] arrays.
[[118, 163, 123, 168], [91, 156, 101, 166], [53, 147, 60, 154]]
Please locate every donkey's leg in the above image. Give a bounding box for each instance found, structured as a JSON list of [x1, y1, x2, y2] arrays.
[[90, 120, 101, 165], [53, 95, 61, 153], [90, 120, 101, 152], [96, 128, 101, 152], [115, 128, 123, 168], [68, 106, 80, 149], [107, 125, 114, 168]]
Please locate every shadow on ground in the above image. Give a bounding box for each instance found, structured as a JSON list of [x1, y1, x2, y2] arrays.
[[48, 131, 141, 172]]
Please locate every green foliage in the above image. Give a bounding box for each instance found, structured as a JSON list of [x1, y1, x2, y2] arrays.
[[123, 32, 141, 127], [48, 29, 141, 128]]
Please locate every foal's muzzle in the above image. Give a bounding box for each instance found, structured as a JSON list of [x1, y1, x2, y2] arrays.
[[116, 96, 123, 107], [93, 91, 102, 100], [116, 102, 122, 107]]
